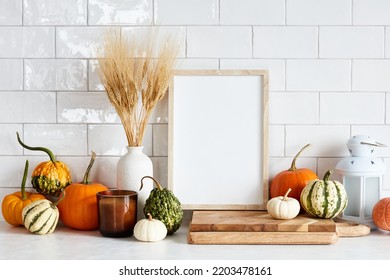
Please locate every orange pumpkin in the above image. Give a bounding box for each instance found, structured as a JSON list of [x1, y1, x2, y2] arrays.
[[58, 152, 108, 230], [270, 144, 318, 202], [1, 160, 46, 226], [372, 197, 390, 231]]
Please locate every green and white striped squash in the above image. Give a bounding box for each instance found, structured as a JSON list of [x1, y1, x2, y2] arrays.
[[300, 170, 348, 219], [22, 199, 60, 235]]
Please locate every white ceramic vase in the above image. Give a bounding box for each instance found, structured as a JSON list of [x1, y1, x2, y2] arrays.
[[116, 146, 153, 221]]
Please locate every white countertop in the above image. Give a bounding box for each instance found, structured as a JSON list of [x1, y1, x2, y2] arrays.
[[1, 217, 390, 260]]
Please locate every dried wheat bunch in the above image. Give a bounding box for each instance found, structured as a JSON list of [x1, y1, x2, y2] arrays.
[[97, 29, 180, 146]]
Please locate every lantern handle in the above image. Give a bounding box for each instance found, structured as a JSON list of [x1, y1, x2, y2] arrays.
[[360, 141, 387, 147]]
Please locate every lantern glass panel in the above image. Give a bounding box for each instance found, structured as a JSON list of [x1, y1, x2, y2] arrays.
[[343, 176, 361, 217], [364, 177, 380, 217]]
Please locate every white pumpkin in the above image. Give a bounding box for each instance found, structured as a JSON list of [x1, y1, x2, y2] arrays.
[[267, 188, 300, 220], [134, 213, 167, 242]]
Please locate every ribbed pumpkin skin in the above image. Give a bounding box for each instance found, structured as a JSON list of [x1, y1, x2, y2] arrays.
[[267, 189, 300, 220], [270, 144, 318, 202], [372, 198, 390, 231], [32, 161, 72, 197], [270, 168, 318, 201], [22, 199, 59, 234], [300, 171, 348, 219], [1, 159, 47, 226], [2, 191, 46, 226], [58, 183, 108, 230], [134, 214, 167, 242], [57, 152, 108, 230]]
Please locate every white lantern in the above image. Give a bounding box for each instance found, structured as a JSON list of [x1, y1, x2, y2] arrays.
[[335, 135, 386, 228]]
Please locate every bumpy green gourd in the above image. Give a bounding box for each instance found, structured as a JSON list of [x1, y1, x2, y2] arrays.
[[140, 176, 183, 235]]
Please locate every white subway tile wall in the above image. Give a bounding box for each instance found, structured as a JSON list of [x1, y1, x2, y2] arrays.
[[220, 0, 285, 25], [286, 59, 352, 91], [286, 0, 352, 25], [269, 92, 319, 124], [88, 0, 153, 25], [0, 60, 23, 90], [352, 60, 390, 91], [253, 26, 318, 58], [24, 59, 88, 90], [155, 0, 219, 25], [0, 92, 56, 123], [187, 26, 252, 58], [1, 0, 390, 221], [319, 27, 385, 58], [0, 1, 22, 25], [0, 27, 55, 58], [353, 0, 390, 25], [23, 0, 88, 25]]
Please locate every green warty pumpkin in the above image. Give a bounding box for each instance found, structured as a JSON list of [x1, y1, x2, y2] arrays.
[[140, 176, 183, 235], [300, 170, 348, 219]]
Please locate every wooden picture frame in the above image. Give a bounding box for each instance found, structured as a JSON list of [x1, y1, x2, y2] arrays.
[[168, 70, 269, 210]]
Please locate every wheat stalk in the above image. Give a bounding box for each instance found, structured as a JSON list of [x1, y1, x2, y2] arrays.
[[97, 29, 180, 146]]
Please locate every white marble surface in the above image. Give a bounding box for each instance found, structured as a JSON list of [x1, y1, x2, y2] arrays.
[[1, 219, 390, 260]]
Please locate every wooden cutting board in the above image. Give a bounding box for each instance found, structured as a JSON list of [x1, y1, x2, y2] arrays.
[[187, 211, 369, 245], [189, 210, 336, 232]]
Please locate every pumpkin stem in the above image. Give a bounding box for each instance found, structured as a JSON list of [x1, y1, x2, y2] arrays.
[[323, 170, 333, 181], [289, 144, 311, 171], [283, 188, 292, 201], [16, 132, 57, 162], [52, 189, 65, 208], [147, 213, 153, 221], [139, 176, 163, 191], [81, 151, 96, 185], [21, 160, 29, 200]]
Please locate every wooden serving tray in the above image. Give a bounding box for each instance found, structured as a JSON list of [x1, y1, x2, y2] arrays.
[[187, 211, 369, 245]]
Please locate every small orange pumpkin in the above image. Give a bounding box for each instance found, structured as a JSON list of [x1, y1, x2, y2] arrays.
[[372, 197, 390, 231], [1, 160, 46, 226], [58, 152, 108, 230], [270, 144, 318, 202]]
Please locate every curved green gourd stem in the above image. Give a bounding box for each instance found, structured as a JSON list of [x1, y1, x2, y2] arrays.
[[81, 151, 96, 185], [323, 169, 333, 181], [289, 143, 311, 171], [16, 132, 57, 162], [21, 160, 29, 200], [139, 176, 163, 191]]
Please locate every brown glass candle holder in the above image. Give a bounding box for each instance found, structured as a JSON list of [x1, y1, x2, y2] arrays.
[[97, 190, 137, 237]]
